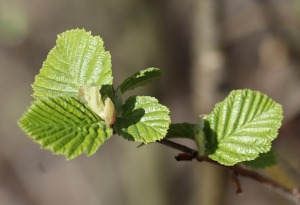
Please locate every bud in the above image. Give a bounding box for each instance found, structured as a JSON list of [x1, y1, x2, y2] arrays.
[[103, 97, 116, 126], [194, 115, 206, 156], [78, 86, 115, 125]]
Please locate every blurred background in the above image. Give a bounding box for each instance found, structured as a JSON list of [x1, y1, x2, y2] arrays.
[[1, 0, 300, 204]]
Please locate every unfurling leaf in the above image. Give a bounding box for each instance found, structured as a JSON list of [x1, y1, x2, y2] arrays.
[[79, 86, 105, 116], [79, 86, 115, 125], [194, 116, 207, 156], [102, 97, 116, 126], [118, 68, 161, 94]]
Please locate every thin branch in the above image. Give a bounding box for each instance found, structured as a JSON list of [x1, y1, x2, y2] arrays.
[[157, 139, 197, 156], [158, 139, 300, 204]]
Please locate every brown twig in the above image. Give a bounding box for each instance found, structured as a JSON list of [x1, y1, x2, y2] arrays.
[[158, 139, 300, 204], [232, 171, 243, 195]]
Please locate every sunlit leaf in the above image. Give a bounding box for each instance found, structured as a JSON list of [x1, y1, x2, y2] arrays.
[[18, 97, 113, 159], [205, 89, 283, 166], [115, 96, 170, 143], [33, 29, 112, 98]]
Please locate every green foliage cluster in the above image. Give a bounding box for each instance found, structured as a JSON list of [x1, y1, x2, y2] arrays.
[[18, 29, 283, 167]]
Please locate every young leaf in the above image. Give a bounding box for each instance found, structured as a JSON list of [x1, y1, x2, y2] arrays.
[[79, 86, 116, 125], [18, 97, 113, 160], [205, 89, 283, 166], [165, 123, 195, 140], [118, 68, 161, 94], [114, 96, 170, 143], [194, 116, 207, 156], [243, 149, 276, 169], [33, 29, 112, 98]]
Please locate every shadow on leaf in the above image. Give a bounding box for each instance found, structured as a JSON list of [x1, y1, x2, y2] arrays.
[[114, 96, 145, 141], [203, 119, 218, 155]]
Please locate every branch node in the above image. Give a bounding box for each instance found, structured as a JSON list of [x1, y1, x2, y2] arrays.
[[175, 153, 196, 161], [175, 151, 198, 161]]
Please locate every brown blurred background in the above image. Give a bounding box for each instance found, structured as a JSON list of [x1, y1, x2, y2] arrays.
[[1, 0, 300, 204]]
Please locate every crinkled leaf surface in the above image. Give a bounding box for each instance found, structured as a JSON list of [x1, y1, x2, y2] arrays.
[[243, 149, 276, 169], [118, 68, 161, 94], [18, 97, 113, 159], [165, 123, 195, 140], [115, 96, 170, 143], [33, 29, 112, 98], [205, 90, 283, 166]]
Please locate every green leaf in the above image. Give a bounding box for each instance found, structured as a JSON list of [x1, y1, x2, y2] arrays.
[[205, 89, 283, 166], [114, 96, 170, 143], [243, 149, 276, 169], [165, 123, 195, 140], [33, 29, 112, 98], [18, 97, 113, 159], [118, 68, 161, 94]]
